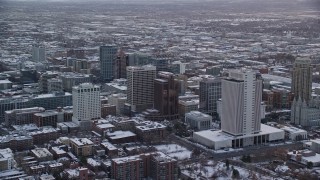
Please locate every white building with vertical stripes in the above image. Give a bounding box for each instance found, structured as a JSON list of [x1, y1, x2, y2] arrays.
[[193, 69, 284, 150], [72, 83, 101, 130], [221, 70, 262, 136]]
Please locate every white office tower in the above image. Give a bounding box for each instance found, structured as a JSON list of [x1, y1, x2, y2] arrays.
[[127, 65, 156, 112], [32, 45, 46, 62], [72, 83, 101, 130], [221, 70, 263, 136]]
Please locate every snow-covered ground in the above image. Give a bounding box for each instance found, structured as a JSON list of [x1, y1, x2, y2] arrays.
[[181, 161, 280, 180], [275, 165, 290, 173], [153, 144, 192, 160]]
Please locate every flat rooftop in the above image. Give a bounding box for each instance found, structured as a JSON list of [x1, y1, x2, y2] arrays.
[[194, 129, 234, 142], [96, 123, 115, 129], [280, 126, 307, 134], [101, 141, 117, 151], [194, 124, 284, 141], [107, 131, 136, 140], [70, 138, 93, 146], [112, 154, 142, 164]]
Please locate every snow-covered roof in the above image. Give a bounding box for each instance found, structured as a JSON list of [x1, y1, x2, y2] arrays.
[[107, 131, 136, 140]]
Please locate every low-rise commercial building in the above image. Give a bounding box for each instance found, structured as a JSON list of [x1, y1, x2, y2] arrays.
[[31, 92, 72, 111], [108, 93, 127, 114], [101, 141, 118, 157], [63, 167, 89, 180], [59, 72, 93, 92], [178, 99, 199, 118], [92, 122, 115, 137], [0, 148, 14, 171], [106, 131, 137, 144], [185, 111, 212, 131], [31, 148, 53, 162], [69, 138, 94, 157], [5, 107, 45, 126], [0, 79, 13, 90], [280, 125, 308, 141], [288, 150, 320, 167], [135, 121, 167, 142], [50, 146, 67, 159], [29, 127, 58, 145], [33, 110, 64, 127], [311, 139, 320, 153], [101, 104, 116, 117], [0, 135, 33, 151], [193, 124, 285, 150]]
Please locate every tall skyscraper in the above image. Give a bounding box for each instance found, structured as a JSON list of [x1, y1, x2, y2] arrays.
[[32, 45, 46, 62], [291, 57, 312, 103], [154, 71, 179, 120], [221, 70, 263, 136], [127, 65, 156, 112], [100, 45, 118, 82], [291, 57, 315, 126], [199, 77, 221, 117], [72, 83, 101, 129], [114, 49, 129, 79]]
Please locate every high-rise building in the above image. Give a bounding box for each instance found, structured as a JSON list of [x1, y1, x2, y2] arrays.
[[38, 71, 59, 93], [290, 57, 320, 126], [32, 45, 46, 62], [154, 71, 179, 120], [72, 83, 101, 129], [127, 65, 156, 113], [221, 70, 263, 136], [100, 45, 118, 82], [199, 77, 221, 117], [114, 49, 129, 79], [291, 57, 312, 103]]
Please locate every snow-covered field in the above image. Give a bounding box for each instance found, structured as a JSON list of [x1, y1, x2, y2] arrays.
[[153, 144, 192, 160], [181, 161, 279, 180]]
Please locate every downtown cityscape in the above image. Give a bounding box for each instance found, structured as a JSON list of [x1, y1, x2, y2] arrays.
[[0, 0, 320, 179]]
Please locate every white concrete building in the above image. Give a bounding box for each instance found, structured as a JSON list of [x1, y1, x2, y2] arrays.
[[221, 70, 263, 136], [72, 83, 101, 129], [193, 124, 285, 150], [185, 111, 212, 130], [280, 125, 308, 141]]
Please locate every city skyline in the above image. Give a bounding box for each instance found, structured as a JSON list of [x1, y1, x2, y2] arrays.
[[0, 0, 319, 179]]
